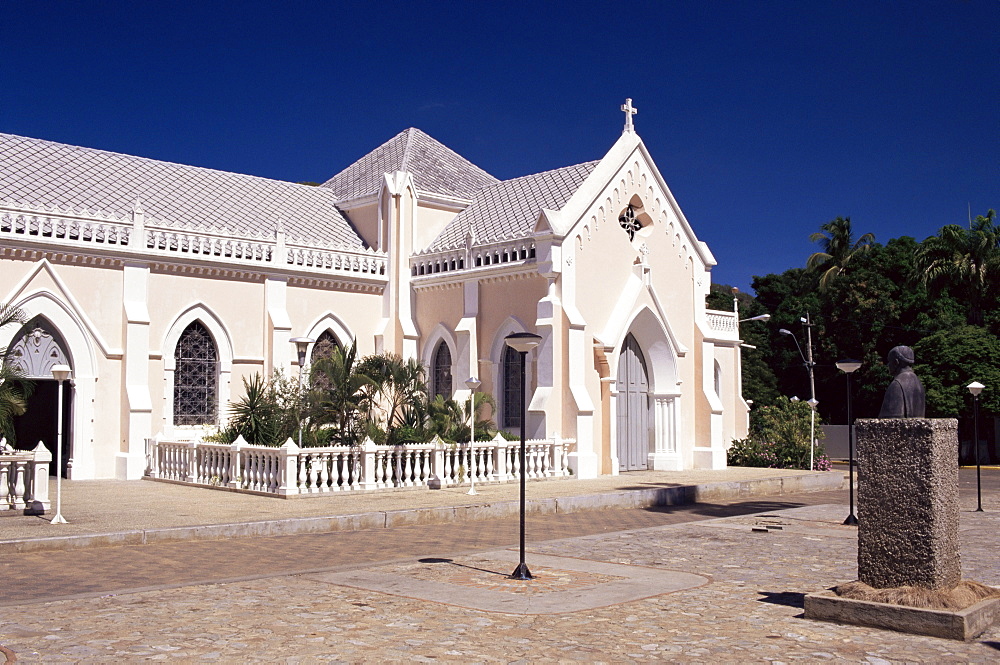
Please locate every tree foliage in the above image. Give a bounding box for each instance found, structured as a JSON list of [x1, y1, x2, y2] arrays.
[[718, 208, 999, 432], [0, 303, 33, 443]]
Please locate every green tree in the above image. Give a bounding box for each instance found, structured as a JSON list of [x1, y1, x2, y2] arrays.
[[913, 325, 1000, 417], [915, 209, 1000, 326], [806, 216, 875, 291], [0, 303, 33, 443]]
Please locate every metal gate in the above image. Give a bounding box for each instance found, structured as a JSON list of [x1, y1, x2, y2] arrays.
[[617, 333, 651, 471]]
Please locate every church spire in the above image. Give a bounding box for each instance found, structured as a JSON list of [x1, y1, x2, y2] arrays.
[[621, 98, 637, 134]]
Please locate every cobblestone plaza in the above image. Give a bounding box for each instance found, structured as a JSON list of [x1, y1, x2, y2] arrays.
[[1, 472, 998, 662]]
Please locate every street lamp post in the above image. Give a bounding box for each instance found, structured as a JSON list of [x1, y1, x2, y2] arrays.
[[968, 381, 985, 512], [779, 318, 817, 469], [505, 331, 542, 581], [50, 364, 72, 525], [836, 359, 862, 526], [465, 376, 481, 496], [290, 337, 314, 448]]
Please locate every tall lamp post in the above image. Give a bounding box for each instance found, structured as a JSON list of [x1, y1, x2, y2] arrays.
[[836, 359, 862, 526], [505, 331, 542, 581], [780, 319, 817, 469], [290, 337, 314, 448], [50, 364, 72, 525], [967, 381, 985, 512], [465, 376, 481, 496]]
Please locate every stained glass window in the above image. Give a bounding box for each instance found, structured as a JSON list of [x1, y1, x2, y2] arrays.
[[502, 345, 523, 429], [310, 330, 341, 390], [173, 321, 218, 425], [433, 341, 452, 398]]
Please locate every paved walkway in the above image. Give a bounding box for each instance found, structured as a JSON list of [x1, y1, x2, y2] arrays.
[[1, 481, 998, 662], [2, 468, 997, 662], [1, 467, 844, 552]]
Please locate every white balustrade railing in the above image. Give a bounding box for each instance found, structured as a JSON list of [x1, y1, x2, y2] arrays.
[[145, 433, 573, 497], [0, 442, 52, 514], [0, 204, 388, 279], [705, 309, 739, 336]]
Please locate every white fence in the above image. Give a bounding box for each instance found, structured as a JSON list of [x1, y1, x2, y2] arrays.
[[0, 442, 52, 514], [145, 433, 573, 497]]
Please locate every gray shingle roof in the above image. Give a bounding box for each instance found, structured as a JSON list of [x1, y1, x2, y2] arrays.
[[0, 133, 365, 248], [425, 161, 600, 252], [321, 128, 499, 202]]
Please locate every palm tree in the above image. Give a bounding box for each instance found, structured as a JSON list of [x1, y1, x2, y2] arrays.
[[356, 353, 428, 438], [915, 209, 1000, 326], [0, 302, 33, 443], [309, 341, 375, 446], [806, 216, 876, 291]]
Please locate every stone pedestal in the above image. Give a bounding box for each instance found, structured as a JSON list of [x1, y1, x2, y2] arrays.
[[855, 418, 960, 590]]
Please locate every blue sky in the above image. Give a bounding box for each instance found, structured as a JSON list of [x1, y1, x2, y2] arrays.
[[4, 1, 997, 293]]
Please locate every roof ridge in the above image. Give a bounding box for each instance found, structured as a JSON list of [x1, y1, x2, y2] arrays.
[[494, 160, 602, 187], [0, 132, 328, 195], [400, 127, 417, 173]]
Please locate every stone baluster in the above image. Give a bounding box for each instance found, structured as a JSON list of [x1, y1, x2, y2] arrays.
[[183, 442, 196, 483], [12, 460, 27, 509], [484, 444, 495, 482], [403, 449, 414, 487], [317, 451, 329, 492], [0, 459, 10, 510]]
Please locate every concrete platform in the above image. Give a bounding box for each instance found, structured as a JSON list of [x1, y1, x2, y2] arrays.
[[805, 589, 1000, 641], [0, 467, 846, 554]]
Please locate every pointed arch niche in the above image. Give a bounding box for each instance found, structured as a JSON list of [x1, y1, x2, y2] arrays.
[[2, 291, 99, 478], [161, 305, 233, 437], [609, 306, 682, 471], [487, 317, 536, 434], [421, 324, 457, 400]]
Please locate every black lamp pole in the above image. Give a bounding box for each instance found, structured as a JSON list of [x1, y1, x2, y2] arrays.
[[505, 332, 541, 581], [837, 360, 861, 526]]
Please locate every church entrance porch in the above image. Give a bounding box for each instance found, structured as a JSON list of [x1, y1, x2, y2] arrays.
[[12, 380, 73, 477], [616, 334, 651, 471], [5, 317, 75, 478]]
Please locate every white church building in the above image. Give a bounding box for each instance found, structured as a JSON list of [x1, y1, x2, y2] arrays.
[[0, 102, 749, 481]]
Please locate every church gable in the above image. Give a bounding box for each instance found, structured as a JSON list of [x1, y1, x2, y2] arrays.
[[0, 133, 365, 249], [558, 135, 716, 272], [321, 128, 499, 203]]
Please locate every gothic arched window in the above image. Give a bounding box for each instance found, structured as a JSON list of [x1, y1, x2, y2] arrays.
[[432, 341, 452, 399], [502, 344, 523, 429], [310, 330, 342, 390], [173, 321, 219, 425]]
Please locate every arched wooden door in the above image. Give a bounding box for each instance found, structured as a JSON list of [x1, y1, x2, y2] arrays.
[[617, 333, 651, 471]]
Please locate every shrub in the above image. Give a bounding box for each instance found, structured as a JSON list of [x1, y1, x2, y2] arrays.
[[728, 396, 827, 470]]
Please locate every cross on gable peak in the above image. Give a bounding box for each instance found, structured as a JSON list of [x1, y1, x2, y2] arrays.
[[621, 98, 637, 133]]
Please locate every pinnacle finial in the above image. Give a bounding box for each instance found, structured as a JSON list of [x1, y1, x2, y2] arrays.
[[621, 98, 638, 133]]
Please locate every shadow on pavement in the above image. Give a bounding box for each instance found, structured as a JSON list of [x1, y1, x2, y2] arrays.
[[641, 500, 808, 519], [981, 641, 1000, 652], [757, 590, 807, 609]]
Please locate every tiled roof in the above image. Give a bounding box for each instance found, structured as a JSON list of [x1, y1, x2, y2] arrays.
[[425, 161, 601, 251], [321, 128, 499, 202], [0, 133, 365, 249]]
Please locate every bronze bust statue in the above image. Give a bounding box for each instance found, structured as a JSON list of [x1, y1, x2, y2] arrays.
[[878, 346, 926, 418]]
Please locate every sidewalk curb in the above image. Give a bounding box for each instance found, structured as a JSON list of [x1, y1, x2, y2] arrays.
[[0, 472, 846, 554]]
